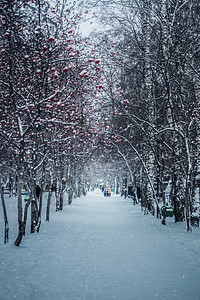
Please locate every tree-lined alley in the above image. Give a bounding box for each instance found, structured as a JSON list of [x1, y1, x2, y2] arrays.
[[1, 0, 200, 246], [1, 191, 200, 299]]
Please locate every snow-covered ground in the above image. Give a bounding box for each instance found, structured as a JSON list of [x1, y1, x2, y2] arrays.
[[1, 190, 200, 300]]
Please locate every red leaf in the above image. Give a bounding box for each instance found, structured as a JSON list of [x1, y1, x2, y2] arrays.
[[48, 36, 55, 42], [63, 67, 69, 73]]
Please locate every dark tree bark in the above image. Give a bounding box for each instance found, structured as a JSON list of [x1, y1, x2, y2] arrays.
[[1, 185, 9, 244]]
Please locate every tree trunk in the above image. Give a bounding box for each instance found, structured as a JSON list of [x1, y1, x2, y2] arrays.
[[142, 0, 155, 212], [115, 176, 119, 194], [161, 154, 167, 225], [46, 188, 52, 222], [31, 181, 38, 233], [36, 184, 43, 232], [55, 180, 59, 212], [161, 0, 185, 223], [23, 198, 31, 236], [1, 185, 9, 244], [59, 191, 64, 210], [192, 81, 200, 222], [15, 181, 23, 246]]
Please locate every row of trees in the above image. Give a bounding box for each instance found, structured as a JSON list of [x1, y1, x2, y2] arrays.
[[1, 0, 199, 246], [0, 0, 109, 245], [89, 0, 200, 229]]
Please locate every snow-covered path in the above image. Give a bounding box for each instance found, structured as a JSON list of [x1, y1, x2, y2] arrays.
[[1, 190, 200, 300]]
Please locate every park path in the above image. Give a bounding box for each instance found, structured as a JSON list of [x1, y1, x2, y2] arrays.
[[0, 189, 200, 300]]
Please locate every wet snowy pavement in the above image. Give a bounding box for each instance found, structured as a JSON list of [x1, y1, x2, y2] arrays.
[[1, 190, 200, 300]]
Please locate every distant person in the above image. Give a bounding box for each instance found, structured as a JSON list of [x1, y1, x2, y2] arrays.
[[24, 192, 30, 202], [107, 186, 111, 196]]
